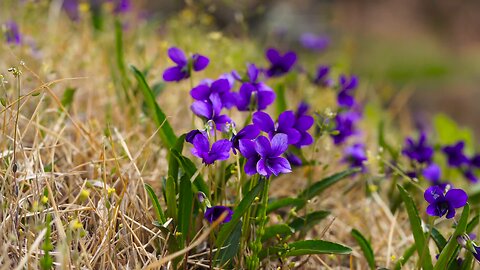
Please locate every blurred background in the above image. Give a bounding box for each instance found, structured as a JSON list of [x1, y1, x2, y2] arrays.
[[140, 0, 480, 137]]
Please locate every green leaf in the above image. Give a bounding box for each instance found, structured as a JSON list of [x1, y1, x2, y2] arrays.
[[394, 244, 416, 270], [434, 203, 470, 270], [397, 184, 433, 270], [289, 210, 330, 232], [262, 224, 295, 242], [274, 83, 287, 118], [261, 240, 351, 258], [130, 65, 177, 148], [298, 168, 360, 209], [351, 229, 376, 269], [115, 20, 131, 93], [178, 174, 193, 247], [61, 87, 76, 108], [215, 180, 266, 260], [217, 220, 243, 265], [165, 176, 177, 221], [466, 214, 479, 233], [144, 184, 166, 224], [266, 197, 305, 214], [170, 149, 209, 197], [429, 226, 447, 251]]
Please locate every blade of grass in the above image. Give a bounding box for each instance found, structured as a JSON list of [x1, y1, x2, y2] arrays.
[[144, 184, 166, 224], [351, 229, 376, 269]]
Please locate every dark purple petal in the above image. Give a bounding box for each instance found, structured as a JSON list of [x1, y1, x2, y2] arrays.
[[266, 48, 281, 63], [445, 189, 468, 208], [186, 129, 204, 143], [423, 164, 441, 182], [256, 87, 276, 111], [209, 93, 222, 117], [286, 152, 302, 167], [204, 206, 233, 223], [244, 157, 259, 175], [237, 125, 260, 140], [113, 0, 131, 13], [209, 139, 232, 160], [283, 128, 301, 145], [163, 66, 188, 82], [211, 79, 230, 93], [464, 170, 478, 183], [247, 64, 259, 82], [190, 84, 211, 100], [471, 155, 480, 168], [270, 134, 288, 157], [278, 111, 295, 129], [4, 21, 21, 45], [295, 132, 313, 148], [256, 159, 270, 176], [239, 139, 257, 159], [255, 136, 272, 157], [446, 205, 456, 219], [192, 54, 209, 71], [267, 157, 292, 175], [294, 115, 314, 131], [426, 204, 438, 216], [235, 83, 254, 111], [282, 52, 297, 68], [191, 101, 213, 119], [300, 33, 330, 51], [253, 111, 275, 133], [213, 114, 232, 132], [424, 186, 445, 204], [168, 47, 187, 65], [191, 133, 210, 158]]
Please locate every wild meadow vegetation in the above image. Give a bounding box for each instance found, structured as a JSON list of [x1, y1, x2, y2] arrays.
[[1, 1, 480, 269]]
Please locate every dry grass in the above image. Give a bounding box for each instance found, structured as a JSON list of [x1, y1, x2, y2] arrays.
[[2, 2, 473, 269]]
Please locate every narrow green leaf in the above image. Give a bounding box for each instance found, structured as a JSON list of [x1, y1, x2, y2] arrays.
[[351, 229, 376, 269], [130, 65, 177, 148], [460, 250, 473, 270], [429, 226, 447, 251], [266, 197, 305, 214], [262, 224, 295, 242], [178, 174, 193, 247], [397, 184, 433, 270], [286, 240, 352, 256], [298, 168, 360, 209], [164, 176, 177, 221], [217, 220, 243, 265], [466, 214, 479, 233], [215, 180, 265, 258], [144, 184, 166, 224], [394, 244, 416, 270], [434, 203, 470, 270], [61, 87, 76, 108], [170, 149, 209, 197], [289, 210, 330, 232]]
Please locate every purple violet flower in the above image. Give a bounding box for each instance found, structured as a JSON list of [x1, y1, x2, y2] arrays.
[[239, 134, 291, 177], [204, 206, 233, 223], [111, 0, 131, 14], [231, 124, 260, 154], [299, 33, 330, 51], [402, 132, 434, 164], [191, 78, 235, 109], [62, 0, 80, 21], [293, 102, 315, 148], [343, 143, 367, 170], [253, 111, 301, 145], [234, 64, 276, 111], [191, 93, 233, 132], [312, 65, 333, 87], [163, 47, 209, 82], [424, 185, 467, 219], [185, 129, 206, 144], [337, 75, 358, 108], [190, 132, 231, 165], [442, 141, 469, 168], [331, 111, 361, 145], [265, 48, 297, 77], [464, 169, 478, 183], [471, 154, 480, 168], [3, 21, 21, 45]]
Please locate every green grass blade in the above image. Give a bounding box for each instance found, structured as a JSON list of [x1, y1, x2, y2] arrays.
[[434, 203, 470, 270], [262, 224, 295, 242], [164, 176, 177, 221], [170, 149, 210, 197], [266, 197, 305, 214], [397, 184, 433, 270], [288, 210, 330, 232], [61, 87, 76, 108], [178, 174, 193, 247], [351, 229, 376, 269], [429, 226, 447, 251], [394, 244, 416, 270], [130, 65, 177, 148], [215, 180, 266, 260], [274, 83, 287, 118], [285, 240, 352, 256], [466, 214, 479, 233], [217, 220, 243, 265], [144, 183, 166, 224], [297, 168, 360, 209]]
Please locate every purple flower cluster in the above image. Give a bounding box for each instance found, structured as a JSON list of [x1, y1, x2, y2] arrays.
[[264, 48, 297, 78], [402, 132, 434, 164], [232, 64, 276, 111], [442, 141, 480, 183]]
